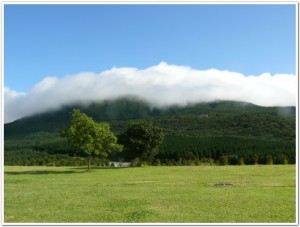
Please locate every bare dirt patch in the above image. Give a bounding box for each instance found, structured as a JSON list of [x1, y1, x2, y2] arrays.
[[209, 182, 235, 187]]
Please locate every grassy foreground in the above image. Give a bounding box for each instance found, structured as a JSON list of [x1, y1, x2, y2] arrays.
[[4, 165, 296, 223]]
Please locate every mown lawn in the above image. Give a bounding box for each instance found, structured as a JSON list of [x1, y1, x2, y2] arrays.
[[4, 165, 296, 223]]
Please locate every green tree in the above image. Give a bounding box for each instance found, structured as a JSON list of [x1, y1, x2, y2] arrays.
[[60, 109, 122, 170], [118, 120, 164, 163]]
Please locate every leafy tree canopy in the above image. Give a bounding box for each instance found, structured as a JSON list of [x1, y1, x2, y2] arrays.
[[118, 120, 164, 163], [60, 109, 122, 170]]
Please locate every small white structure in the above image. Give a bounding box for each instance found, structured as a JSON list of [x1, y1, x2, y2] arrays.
[[198, 113, 209, 117], [109, 161, 131, 167]]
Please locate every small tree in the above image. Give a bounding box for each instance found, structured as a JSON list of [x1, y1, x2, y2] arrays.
[[60, 109, 122, 171], [118, 120, 164, 163]]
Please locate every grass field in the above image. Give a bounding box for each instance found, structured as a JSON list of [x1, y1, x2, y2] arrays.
[[4, 165, 296, 223]]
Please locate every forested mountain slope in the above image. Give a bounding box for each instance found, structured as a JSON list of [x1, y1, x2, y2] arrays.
[[4, 98, 296, 165]]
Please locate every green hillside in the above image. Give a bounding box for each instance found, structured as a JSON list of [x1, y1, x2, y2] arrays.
[[4, 98, 296, 166]]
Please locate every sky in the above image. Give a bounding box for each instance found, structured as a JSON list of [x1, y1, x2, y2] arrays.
[[4, 4, 297, 123]]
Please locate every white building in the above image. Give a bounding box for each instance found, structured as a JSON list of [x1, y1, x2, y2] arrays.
[[109, 161, 131, 167]]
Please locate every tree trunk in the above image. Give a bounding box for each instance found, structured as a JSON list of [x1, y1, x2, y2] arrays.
[[87, 157, 91, 171]]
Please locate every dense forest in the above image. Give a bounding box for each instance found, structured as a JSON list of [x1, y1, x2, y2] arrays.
[[4, 98, 296, 166]]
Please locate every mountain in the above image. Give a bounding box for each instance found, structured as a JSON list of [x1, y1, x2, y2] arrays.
[[4, 97, 295, 138], [4, 97, 296, 165]]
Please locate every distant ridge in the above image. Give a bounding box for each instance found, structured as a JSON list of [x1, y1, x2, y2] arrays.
[[4, 97, 295, 139]]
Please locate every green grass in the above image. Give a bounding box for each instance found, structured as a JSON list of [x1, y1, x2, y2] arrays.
[[4, 165, 296, 223]]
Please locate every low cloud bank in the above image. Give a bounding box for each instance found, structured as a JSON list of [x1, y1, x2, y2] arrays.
[[4, 62, 296, 123]]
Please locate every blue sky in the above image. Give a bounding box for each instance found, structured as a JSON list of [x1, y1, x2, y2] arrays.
[[4, 4, 296, 92]]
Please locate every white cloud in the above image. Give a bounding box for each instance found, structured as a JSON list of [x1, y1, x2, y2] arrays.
[[4, 62, 297, 123]]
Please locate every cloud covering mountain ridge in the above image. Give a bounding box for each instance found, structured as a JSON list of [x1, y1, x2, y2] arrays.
[[4, 62, 296, 123]]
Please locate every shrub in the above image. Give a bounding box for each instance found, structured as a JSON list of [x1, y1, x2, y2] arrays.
[[279, 155, 289, 164], [130, 158, 141, 167], [208, 158, 215, 166], [60, 159, 66, 166], [229, 155, 239, 165], [24, 159, 29, 166], [31, 160, 37, 166], [187, 159, 195, 166], [220, 156, 229, 165], [177, 158, 183, 166], [153, 159, 161, 166], [253, 154, 259, 165], [194, 158, 201, 166], [140, 161, 148, 167], [239, 157, 245, 165], [266, 154, 273, 165]]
